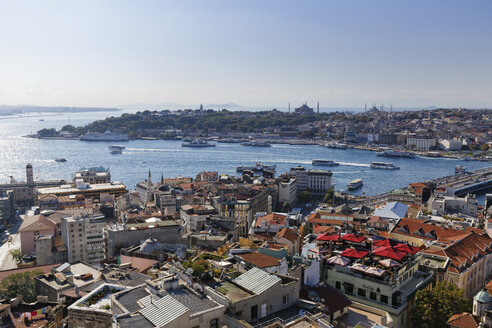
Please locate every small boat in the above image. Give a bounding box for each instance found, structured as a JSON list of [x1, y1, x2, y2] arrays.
[[236, 162, 276, 172], [312, 159, 339, 166], [376, 150, 415, 158], [326, 143, 347, 149], [347, 179, 363, 190], [182, 139, 216, 147], [109, 145, 125, 154], [241, 141, 271, 147], [39, 119, 45, 122], [370, 162, 399, 170], [55, 158, 67, 162]]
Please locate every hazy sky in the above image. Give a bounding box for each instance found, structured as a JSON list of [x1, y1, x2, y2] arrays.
[[0, 0, 491, 109]]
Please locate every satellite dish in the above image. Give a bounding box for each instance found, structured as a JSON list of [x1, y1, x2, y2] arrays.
[[187, 267, 194, 275]]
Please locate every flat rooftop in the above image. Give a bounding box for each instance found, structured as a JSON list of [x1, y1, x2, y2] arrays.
[[37, 183, 126, 195]]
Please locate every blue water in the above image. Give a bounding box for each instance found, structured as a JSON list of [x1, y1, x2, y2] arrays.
[[0, 111, 490, 199]]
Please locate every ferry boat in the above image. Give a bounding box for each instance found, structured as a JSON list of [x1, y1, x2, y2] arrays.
[[55, 158, 67, 163], [182, 139, 216, 147], [241, 141, 271, 147], [109, 145, 125, 154], [236, 162, 276, 172], [326, 143, 347, 149], [376, 150, 415, 158], [370, 162, 400, 170], [80, 130, 129, 141], [347, 179, 363, 190], [312, 159, 339, 166]]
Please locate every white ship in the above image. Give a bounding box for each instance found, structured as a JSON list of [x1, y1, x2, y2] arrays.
[[370, 162, 400, 170], [109, 145, 125, 154], [80, 130, 129, 141], [236, 162, 276, 172], [312, 159, 339, 166], [182, 139, 216, 147], [376, 150, 415, 158], [241, 141, 271, 147], [347, 179, 363, 190]]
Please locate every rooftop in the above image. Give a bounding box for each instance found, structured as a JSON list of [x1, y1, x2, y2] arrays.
[[233, 267, 281, 294]]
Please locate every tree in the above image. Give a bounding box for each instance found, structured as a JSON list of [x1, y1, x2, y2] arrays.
[[0, 270, 43, 303], [9, 248, 22, 263], [299, 190, 312, 202], [411, 282, 471, 328], [37, 128, 58, 137], [481, 144, 490, 152], [323, 188, 334, 204]]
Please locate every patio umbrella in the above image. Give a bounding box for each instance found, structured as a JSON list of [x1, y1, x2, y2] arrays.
[[341, 234, 367, 243], [379, 258, 400, 267], [366, 266, 386, 277], [316, 233, 340, 242], [373, 238, 397, 247], [372, 246, 406, 261], [326, 255, 351, 266], [394, 243, 420, 255], [341, 248, 369, 259]]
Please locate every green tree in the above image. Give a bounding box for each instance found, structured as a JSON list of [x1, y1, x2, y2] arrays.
[[299, 190, 312, 202], [411, 282, 471, 328], [0, 269, 43, 303], [468, 143, 477, 151], [37, 128, 58, 137], [481, 144, 490, 152], [323, 188, 334, 204], [9, 248, 22, 263]]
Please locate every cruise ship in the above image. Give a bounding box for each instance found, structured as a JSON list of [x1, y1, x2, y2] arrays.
[[370, 162, 400, 170], [347, 178, 363, 190], [236, 162, 276, 172], [241, 141, 271, 147], [182, 139, 216, 147], [109, 145, 125, 154], [376, 150, 415, 158], [80, 130, 129, 141], [312, 159, 339, 166]]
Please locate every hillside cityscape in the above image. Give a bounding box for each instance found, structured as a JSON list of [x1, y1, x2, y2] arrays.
[[1, 1, 492, 328]]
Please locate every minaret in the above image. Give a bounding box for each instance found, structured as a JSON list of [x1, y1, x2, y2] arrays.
[[365, 103, 367, 112], [288, 102, 290, 114], [146, 169, 153, 203], [317, 102, 320, 114], [26, 164, 33, 186]]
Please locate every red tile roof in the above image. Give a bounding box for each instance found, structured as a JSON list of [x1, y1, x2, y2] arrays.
[[238, 252, 281, 268], [255, 213, 287, 228], [391, 218, 471, 244], [447, 312, 478, 328], [444, 233, 492, 274], [275, 228, 298, 242]]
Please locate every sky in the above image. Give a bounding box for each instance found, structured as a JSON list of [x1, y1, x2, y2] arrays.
[[0, 0, 491, 109]]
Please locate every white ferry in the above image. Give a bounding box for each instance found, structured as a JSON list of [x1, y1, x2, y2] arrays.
[[347, 178, 363, 190], [109, 145, 125, 154], [376, 150, 415, 158], [241, 141, 271, 147], [182, 139, 216, 147], [312, 159, 339, 166], [80, 130, 129, 141], [236, 162, 276, 172], [370, 162, 400, 170]]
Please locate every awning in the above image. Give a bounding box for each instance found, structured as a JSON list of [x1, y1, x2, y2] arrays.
[[340, 248, 369, 259]]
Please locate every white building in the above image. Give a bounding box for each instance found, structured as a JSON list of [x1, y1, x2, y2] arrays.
[[407, 136, 437, 150], [429, 194, 478, 217], [278, 178, 297, 205], [289, 166, 333, 195], [440, 139, 463, 151], [61, 214, 106, 263]]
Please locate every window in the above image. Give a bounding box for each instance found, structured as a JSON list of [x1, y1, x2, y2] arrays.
[[370, 291, 377, 300], [210, 319, 218, 328], [344, 283, 354, 295], [358, 288, 366, 297], [335, 281, 341, 290], [380, 295, 388, 304], [251, 305, 258, 320], [283, 295, 288, 304]]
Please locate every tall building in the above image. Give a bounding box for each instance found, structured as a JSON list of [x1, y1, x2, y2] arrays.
[[61, 214, 106, 263], [289, 166, 333, 195]]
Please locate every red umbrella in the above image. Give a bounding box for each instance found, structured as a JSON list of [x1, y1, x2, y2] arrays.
[[341, 248, 369, 259], [372, 246, 406, 261], [373, 238, 397, 247], [317, 233, 340, 241], [341, 234, 367, 243], [394, 243, 420, 255]]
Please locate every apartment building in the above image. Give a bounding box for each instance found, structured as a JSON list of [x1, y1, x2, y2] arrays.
[[289, 166, 333, 195], [61, 214, 106, 263]]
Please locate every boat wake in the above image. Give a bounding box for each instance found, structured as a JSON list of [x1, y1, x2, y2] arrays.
[[337, 162, 370, 167]]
